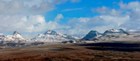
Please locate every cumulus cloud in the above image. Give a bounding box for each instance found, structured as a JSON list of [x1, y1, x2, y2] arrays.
[[0, 0, 56, 15], [119, 1, 140, 30], [0, 0, 68, 34], [0, 0, 78, 15], [54, 14, 64, 22], [0, 14, 68, 33], [65, 15, 129, 37], [0, 15, 46, 32]]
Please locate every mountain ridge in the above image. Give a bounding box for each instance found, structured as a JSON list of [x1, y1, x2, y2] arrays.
[[31, 30, 77, 43]]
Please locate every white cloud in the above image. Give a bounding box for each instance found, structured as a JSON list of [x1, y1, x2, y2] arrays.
[[93, 6, 122, 16], [54, 14, 64, 22], [119, 1, 140, 30], [65, 15, 129, 37], [99, 15, 129, 26], [0, 14, 68, 32], [0, 0, 69, 36], [0, 0, 57, 15], [0, 15, 46, 32]]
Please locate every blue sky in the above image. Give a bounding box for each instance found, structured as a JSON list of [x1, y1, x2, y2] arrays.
[[45, 0, 139, 23], [0, 0, 140, 38]]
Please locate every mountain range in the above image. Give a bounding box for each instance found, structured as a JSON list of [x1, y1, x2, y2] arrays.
[[0, 29, 140, 47]]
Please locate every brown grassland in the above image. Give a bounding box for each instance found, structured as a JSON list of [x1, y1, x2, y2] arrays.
[[0, 44, 140, 61]]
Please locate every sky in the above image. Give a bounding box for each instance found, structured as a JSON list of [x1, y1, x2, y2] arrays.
[[0, 0, 140, 38]]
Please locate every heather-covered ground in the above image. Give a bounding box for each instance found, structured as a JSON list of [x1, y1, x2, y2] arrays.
[[0, 44, 140, 61]]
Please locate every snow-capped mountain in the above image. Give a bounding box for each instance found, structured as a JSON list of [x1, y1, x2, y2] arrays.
[[3, 31, 26, 43], [32, 30, 76, 43], [96, 29, 133, 41], [82, 29, 131, 41], [82, 30, 102, 40], [102, 29, 129, 37]]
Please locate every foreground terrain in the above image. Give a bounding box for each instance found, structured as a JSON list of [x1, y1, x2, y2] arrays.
[[0, 44, 140, 61]]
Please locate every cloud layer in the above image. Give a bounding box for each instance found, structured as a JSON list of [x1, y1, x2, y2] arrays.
[[60, 1, 140, 37], [0, 0, 68, 33], [0, 0, 140, 38]]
